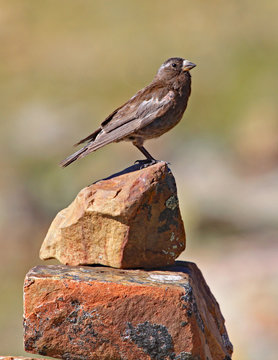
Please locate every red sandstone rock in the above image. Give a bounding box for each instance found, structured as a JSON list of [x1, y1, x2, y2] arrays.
[[40, 162, 185, 268], [23, 262, 233, 360]]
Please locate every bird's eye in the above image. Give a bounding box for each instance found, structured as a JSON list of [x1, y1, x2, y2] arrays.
[[172, 63, 177, 68]]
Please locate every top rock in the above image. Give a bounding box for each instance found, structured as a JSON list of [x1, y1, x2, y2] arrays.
[[40, 162, 185, 268]]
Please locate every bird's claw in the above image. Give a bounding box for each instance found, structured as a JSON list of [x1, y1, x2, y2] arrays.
[[134, 159, 157, 169], [134, 159, 170, 169]]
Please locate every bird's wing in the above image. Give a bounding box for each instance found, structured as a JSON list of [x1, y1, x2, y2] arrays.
[[75, 83, 170, 145], [87, 87, 175, 145], [60, 85, 175, 167], [100, 84, 173, 133], [75, 108, 119, 146]]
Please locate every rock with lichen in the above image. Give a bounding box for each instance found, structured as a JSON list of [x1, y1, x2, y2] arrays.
[[23, 262, 233, 360], [40, 162, 185, 268]]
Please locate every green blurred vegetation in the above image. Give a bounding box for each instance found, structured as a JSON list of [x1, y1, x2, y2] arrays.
[[0, 1, 278, 359]]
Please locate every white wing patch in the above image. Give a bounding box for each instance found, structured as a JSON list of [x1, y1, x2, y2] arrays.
[[100, 91, 175, 135], [140, 98, 154, 107], [137, 91, 175, 117]]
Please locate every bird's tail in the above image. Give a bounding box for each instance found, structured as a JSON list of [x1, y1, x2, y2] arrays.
[[59, 144, 90, 167], [74, 127, 101, 146], [60, 127, 103, 167], [60, 122, 132, 167], [60, 131, 114, 167]]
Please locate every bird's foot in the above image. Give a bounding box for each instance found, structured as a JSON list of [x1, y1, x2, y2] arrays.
[[134, 159, 170, 169], [134, 159, 157, 169]]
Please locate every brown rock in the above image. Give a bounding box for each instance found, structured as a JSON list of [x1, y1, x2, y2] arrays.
[[40, 162, 185, 268], [23, 262, 233, 360]]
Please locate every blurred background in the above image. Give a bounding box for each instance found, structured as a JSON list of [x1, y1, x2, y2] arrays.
[[0, 1, 277, 359]]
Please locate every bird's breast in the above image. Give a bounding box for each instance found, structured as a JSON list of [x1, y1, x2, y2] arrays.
[[135, 89, 190, 140]]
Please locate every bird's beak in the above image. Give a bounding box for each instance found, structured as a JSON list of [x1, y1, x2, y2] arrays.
[[182, 60, 196, 71]]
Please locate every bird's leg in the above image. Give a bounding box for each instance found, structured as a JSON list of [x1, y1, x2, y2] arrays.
[[134, 145, 158, 168], [135, 145, 156, 161]]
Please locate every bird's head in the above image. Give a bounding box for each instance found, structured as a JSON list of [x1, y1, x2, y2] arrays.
[[156, 57, 196, 81]]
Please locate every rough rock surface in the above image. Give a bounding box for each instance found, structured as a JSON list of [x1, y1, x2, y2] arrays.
[[23, 262, 233, 360], [40, 162, 185, 268]]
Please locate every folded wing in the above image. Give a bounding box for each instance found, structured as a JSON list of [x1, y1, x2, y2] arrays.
[[60, 84, 174, 167]]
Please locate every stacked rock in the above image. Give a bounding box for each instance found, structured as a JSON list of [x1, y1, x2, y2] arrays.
[[21, 162, 233, 360], [39, 162, 186, 268]]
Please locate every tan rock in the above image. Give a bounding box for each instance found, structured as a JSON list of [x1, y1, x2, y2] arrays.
[[23, 262, 233, 360], [40, 162, 185, 268]]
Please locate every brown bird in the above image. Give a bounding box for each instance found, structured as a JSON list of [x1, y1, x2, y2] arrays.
[[60, 57, 196, 167]]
